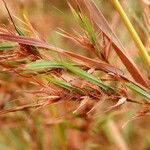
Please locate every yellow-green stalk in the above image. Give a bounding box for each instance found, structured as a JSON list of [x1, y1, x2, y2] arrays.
[[111, 0, 150, 71]]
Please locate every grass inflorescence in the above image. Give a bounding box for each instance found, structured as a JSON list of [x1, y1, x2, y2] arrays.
[[0, 0, 150, 149]]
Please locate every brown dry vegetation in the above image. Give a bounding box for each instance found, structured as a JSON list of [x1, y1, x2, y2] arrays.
[[0, 0, 150, 150]]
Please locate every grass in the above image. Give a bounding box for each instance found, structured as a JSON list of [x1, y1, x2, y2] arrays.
[[111, 0, 150, 71], [0, 0, 150, 150]]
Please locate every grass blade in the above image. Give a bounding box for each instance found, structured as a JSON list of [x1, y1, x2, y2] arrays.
[[44, 76, 83, 94], [0, 33, 122, 75], [26, 60, 64, 71], [126, 82, 150, 101], [69, 3, 97, 46], [83, 0, 149, 88], [111, 0, 150, 71], [1, 33, 149, 92], [2, 0, 24, 36], [61, 62, 114, 91], [25, 60, 113, 92], [0, 42, 17, 51]]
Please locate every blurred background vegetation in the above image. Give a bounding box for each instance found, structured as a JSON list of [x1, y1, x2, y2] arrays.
[[0, 0, 150, 150]]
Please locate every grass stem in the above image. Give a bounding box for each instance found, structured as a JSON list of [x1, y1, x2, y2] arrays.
[[111, 0, 150, 71]]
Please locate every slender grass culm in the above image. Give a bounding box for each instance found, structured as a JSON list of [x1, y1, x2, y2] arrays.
[[111, 0, 150, 72]]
